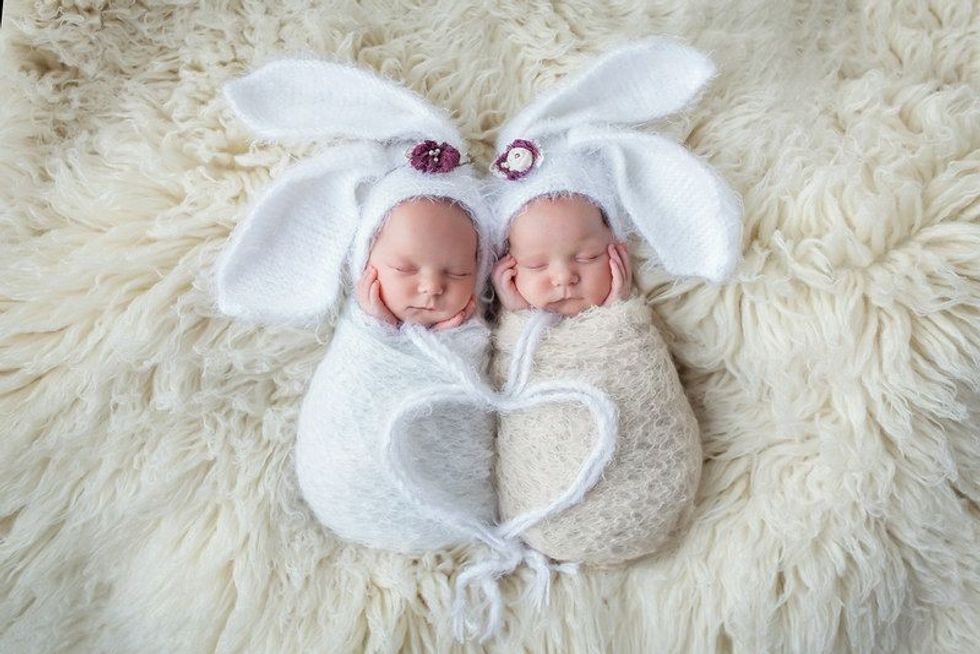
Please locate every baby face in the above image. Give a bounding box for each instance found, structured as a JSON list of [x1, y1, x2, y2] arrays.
[[508, 195, 614, 316], [367, 197, 478, 326]]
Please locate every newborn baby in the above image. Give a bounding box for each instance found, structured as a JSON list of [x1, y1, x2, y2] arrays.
[[491, 193, 702, 566], [294, 196, 498, 553], [356, 197, 478, 330], [492, 193, 632, 315]]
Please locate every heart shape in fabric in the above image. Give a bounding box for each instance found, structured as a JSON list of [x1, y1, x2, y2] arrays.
[[381, 376, 618, 548], [381, 386, 500, 545], [493, 380, 619, 540], [388, 316, 620, 643]]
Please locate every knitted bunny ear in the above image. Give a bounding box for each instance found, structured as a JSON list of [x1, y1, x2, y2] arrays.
[[214, 143, 387, 323], [225, 59, 463, 146], [497, 36, 716, 146], [571, 126, 742, 282]]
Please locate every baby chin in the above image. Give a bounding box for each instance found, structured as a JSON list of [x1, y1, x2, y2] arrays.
[[399, 304, 458, 326], [541, 297, 591, 316]]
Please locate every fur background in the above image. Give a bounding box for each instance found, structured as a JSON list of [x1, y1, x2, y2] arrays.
[[2, 1, 978, 652]]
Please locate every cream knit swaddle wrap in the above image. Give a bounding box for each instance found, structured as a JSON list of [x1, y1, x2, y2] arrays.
[[486, 37, 744, 566], [493, 297, 701, 565]]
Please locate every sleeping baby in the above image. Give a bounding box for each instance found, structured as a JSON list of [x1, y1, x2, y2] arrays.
[[486, 37, 744, 566], [355, 197, 478, 331], [293, 193, 499, 554], [215, 58, 501, 555], [491, 193, 703, 566]]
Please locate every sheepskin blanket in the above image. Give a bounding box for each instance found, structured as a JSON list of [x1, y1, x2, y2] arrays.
[[2, 1, 978, 652], [492, 298, 702, 566]]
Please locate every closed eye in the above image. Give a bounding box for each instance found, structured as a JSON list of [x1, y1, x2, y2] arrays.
[[576, 254, 601, 263], [521, 263, 546, 271], [392, 265, 417, 274], [447, 271, 472, 279]]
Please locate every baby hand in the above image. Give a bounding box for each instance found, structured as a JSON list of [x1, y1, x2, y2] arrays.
[[603, 243, 633, 306], [432, 295, 477, 331], [355, 266, 399, 326], [492, 255, 531, 311]]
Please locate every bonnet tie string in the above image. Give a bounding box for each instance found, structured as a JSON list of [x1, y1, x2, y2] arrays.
[[503, 310, 560, 395]]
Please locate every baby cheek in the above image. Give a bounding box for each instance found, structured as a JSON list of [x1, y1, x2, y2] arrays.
[[581, 262, 614, 305], [447, 277, 475, 306], [514, 269, 549, 306], [375, 271, 412, 311]]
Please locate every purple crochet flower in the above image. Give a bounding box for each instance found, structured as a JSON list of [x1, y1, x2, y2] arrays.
[[408, 140, 461, 173], [492, 139, 542, 180]]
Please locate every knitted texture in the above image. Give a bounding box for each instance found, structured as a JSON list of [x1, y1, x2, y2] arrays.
[[487, 37, 742, 283], [295, 303, 496, 552], [492, 296, 702, 565]]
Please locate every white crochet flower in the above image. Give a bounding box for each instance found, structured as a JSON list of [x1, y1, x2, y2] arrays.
[[505, 147, 533, 171], [492, 139, 542, 180]]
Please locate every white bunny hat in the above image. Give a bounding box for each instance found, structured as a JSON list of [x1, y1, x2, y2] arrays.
[[489, 37, 743, 283], [215, 58, 493, 324]]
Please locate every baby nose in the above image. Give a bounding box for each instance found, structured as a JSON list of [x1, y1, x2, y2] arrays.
[[551, 266, 579, 286], [419, 273, 445, 295]]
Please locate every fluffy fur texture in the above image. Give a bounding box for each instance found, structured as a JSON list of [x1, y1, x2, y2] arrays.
[[1, 1, 979, 653], [493, 297, 702, 566], [294, 304, 496, 553]]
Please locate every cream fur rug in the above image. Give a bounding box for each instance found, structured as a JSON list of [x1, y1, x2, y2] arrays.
[[2, 1, 979, 652]]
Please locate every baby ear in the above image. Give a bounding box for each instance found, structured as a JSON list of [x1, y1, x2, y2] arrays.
[[498, 36, 716, 146], [224, 58, 462, 145], [214, 143, 387, 323], [572, 127, 742, 283]]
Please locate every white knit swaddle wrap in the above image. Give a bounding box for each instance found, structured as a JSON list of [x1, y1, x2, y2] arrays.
[[212, 57, 502, 551], [294, 304, 496, 551]]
